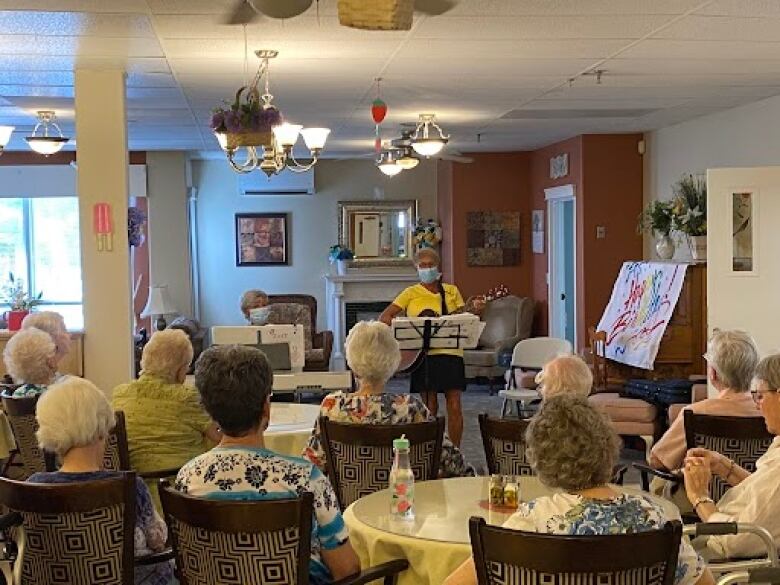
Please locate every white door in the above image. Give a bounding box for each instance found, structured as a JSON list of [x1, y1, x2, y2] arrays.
[[546, 185, 577, 348]]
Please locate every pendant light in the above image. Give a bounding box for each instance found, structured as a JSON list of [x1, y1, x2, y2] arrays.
[[0, 126, 14, 154], [410, 113, 448, 157], [377, 150, 403, 176], [26, 111, 69, 156]]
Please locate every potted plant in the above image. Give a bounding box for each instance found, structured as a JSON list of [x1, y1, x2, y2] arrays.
[[1, 273, 43, 331], [671, 174, 707, 262], [211, 87, 283, 150], [637, 200, 676, 260], [329, 245, 354, 276]]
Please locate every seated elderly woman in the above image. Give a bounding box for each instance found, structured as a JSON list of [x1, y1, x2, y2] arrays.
[[3, 328, 58, 397], [683, 353, 780, 560], [302, 320, 474, 477], [112, 329, 220, 479], [175, 344, 360, 584], [29, 377, 173, 585], [22, 311, 72, 381], [239, 289, 268, 321], [445, 394, 714, 585], [534, 354, 593, 399], [651, 329, 760, 472]]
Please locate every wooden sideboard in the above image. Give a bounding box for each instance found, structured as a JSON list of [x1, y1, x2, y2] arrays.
[[0, 330, 84, 378]]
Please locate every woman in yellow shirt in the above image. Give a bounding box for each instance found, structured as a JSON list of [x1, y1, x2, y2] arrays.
[[380, 248, 483, 446]]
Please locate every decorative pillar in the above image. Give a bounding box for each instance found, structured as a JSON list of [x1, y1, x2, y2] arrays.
[[75, 69, 133, 393]]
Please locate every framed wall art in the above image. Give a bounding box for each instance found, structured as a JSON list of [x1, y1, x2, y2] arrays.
[[731, 190, 758, 275], [532, 209, 545, 254], [235, 212, 289, 266], [466, 211, 521, 266]]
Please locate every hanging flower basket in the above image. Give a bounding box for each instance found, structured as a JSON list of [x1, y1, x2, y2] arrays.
[[225, 131, 274, 149], [211, 86, 282, 148], [338, 0, 414, 31]]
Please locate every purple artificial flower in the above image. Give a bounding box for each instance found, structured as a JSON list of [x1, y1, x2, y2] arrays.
[[249, 109, 263, 131], [224, 110, 242, 133], [261, 106, 283, 129], [210, 111, 225, 131]]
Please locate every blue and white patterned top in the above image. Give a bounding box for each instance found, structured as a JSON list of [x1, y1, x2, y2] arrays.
[[175, 446, 350, 585], [11, 383, 47, 398], [503, 492, 705, 585]]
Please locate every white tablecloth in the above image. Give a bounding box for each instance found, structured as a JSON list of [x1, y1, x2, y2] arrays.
[[344, 476, 678, 585], [265, 403, 320, 457]]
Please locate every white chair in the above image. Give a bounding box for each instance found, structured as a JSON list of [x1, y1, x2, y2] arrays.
[[498, 337, 573, 418]]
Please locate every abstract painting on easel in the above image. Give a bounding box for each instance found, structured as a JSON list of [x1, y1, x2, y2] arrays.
[[732, 192, 754, 273]]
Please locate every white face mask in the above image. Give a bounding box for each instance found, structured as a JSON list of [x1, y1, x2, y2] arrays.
[[249, 307, 271, 325], [418, 267, 441, 284]]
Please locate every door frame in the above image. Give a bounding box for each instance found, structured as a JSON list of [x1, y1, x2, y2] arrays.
[[545, 184, 577, 349]]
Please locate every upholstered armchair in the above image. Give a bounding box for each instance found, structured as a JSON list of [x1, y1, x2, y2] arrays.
[[267, 294, 333, 371], [463, 295, 535, 385]]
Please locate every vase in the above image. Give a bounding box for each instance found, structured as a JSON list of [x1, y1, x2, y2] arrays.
[[688, 235, 707, 262], [655, 235, 675, 260], [336, 259, 349, 276], [5, 310, 29, 331]]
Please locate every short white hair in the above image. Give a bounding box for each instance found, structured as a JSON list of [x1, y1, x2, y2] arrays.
[[3, 328, 56, 384], [414, 248, 440, 267], [707, 329, 759, 392], [22, 311, 71, 360], [36, 377, 114, 456], [345, 321, 400, 384], [140, 329, 194, 381], [537, 354, 593, 399]]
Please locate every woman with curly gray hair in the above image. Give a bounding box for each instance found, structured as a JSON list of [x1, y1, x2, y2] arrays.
[[3, 327, 58, 397], [445, 395, 714, 585]]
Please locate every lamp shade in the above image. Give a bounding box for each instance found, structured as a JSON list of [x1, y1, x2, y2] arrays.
[[141, 285, 178, 317], [272, 122, 302, 147], [0, 126, 14, 148], [301, 127, 330, 151], [26, 136, 68, 156], [411, 138, 446, 157]]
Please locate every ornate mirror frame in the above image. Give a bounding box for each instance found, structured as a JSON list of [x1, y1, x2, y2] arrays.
[[338, 199, 418, 267]]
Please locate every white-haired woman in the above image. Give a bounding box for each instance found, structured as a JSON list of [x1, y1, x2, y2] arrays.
[[445, 395, 714, 585], [3, 328, 58, 397], [535, 354, 593, 399], [112, 329, 220, 479], [29, 378, 173, 585], [379, 248, 484, 447], [302, 320, 474, 477], [22, 311, 71, 381]]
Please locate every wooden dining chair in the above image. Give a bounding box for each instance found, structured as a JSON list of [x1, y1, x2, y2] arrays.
[[319, 417, 445, 509], [103, 410, 132, 472], [159, 481, 408, 585], [469, 516, 682, 585], [588, 327, 609, 392], [1, 394, 54, 478]]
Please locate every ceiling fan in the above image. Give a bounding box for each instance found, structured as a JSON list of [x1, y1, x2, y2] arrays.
[[223, 0, 457, 26]]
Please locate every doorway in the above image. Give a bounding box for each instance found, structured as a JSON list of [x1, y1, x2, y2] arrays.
[[545, 185, 577, 348]]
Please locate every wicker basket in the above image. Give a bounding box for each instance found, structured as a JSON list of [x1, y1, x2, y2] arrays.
[[225, 131, 273, 149], [338, 0, 414, 31]]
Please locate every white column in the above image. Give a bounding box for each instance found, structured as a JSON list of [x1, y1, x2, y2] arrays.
[[75, 69, 133, 393], [332, 280, 346, 370]]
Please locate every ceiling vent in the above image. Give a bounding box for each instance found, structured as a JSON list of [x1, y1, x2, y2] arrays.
[[239, 168, 315, 196], [500, 108, 657, 120]]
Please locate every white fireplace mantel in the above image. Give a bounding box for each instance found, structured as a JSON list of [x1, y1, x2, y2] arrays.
[[324, 271, 418, 370]]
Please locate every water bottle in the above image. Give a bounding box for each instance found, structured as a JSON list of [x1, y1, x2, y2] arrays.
[[390, 434, 415, 520]]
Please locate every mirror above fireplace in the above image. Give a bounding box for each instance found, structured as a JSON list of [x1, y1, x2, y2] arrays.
[[338, 199, 417, 267]]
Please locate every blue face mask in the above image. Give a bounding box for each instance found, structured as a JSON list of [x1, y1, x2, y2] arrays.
[[418, 267, 441, 284]]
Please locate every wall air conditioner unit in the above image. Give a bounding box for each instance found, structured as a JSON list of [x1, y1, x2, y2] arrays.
[[239, 168, 315, 196]]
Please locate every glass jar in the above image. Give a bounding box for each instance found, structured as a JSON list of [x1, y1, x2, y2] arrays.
[[489, 474, 505, 506]]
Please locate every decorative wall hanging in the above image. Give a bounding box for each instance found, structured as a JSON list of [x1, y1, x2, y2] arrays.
[[93, 202, 114, 252], [532, 209, 545, 254], [371, 78, 387, 154], [549, 153, 568, 179], [732, 191, 756, 274], [466, 211, 521, 266], [236, 212, 289, 266]]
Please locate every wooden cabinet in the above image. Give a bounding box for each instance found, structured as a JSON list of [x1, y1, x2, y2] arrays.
[[0, 331, 84, 378]]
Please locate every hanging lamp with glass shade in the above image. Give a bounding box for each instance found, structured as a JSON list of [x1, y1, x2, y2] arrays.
[[0, 126, 14, 155], [396, 146, 420, 170], [410, 113, 448, 157], [26, 111, 69, 156], [377, 150, 403, 176]]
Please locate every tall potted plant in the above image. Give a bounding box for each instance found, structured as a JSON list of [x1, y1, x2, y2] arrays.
[[1, 273, 43, 331], [637, 200, 676, 260], [671, 174, 707, 262]]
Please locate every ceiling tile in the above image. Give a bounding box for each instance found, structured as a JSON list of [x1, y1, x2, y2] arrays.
[[0, 1, 149, 12], [695, 0, 780, 18], [397, 39, 629, 60], [654, 15, 780, 41], [0, 11, 155, 36], [620, 39, 780, 60], [0, 35, 164, 57]]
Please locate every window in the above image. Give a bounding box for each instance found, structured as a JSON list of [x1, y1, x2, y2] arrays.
[[0, 197, 83, 329]]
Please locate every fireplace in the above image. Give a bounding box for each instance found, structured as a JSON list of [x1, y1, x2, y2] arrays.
[[345, 301, 391, 333]]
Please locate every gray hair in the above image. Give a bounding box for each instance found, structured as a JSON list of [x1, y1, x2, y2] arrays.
[[3, 328, 57, 384], [707, 329, 759, 392], [22, 311, 71, 360], [36, 377, 114, 456], [346, 321, 401, 385], [538, 355, 593, 399], [526, 394, 620, 491], [754, 354, 780, 392], [240, 289, 269, 318], [140, 329, 194, 381], [194, 344, 272, 436], [414, 248, 440, 267]]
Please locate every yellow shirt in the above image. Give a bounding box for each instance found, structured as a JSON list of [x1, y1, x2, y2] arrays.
[[392, 283, 466, 357]]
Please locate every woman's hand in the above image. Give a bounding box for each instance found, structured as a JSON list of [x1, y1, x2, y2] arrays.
[[683, 455, 712, 504], [685, 447, 728, 476]]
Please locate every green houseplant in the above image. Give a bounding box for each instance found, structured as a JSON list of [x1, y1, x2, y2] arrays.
[[671, 174, 707, 261], [637, 200, 676, 260]]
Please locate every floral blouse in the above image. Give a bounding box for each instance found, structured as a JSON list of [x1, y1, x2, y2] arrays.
[[302, 391, 475, 478], [11, 383, 47, 398], [503, 492, 705, 585]]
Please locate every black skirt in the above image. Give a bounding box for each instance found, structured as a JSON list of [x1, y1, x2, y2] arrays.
[[410, 354, 466, 393]]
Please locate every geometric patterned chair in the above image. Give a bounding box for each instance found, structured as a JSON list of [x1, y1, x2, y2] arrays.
[[159, 482, 409, 585], [469, 516, 682, 585], [320, 417, 445, 510], [103, 411, 132, 472], [0, 473, 137, 585], [1, 395, 52, 479]]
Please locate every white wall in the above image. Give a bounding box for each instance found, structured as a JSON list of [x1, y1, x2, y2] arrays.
[[644, 94, 780, 260], [707, 166, 780, 356], [193, 158, 437, 330]]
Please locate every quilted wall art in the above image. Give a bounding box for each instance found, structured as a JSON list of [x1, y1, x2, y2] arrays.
[[466, 211, 521, 266]]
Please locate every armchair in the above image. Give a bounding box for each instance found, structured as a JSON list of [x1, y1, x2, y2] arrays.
[[463, 295, 534, 387], [268, 294, 334, 371]]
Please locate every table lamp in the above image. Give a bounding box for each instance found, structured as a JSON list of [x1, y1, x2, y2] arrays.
[[141, 285, 177, 331]]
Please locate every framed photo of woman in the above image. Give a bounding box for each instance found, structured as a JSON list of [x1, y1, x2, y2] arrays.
[[235, 212, 289, 266]]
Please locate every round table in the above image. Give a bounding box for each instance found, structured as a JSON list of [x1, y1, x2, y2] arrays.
[[264, 403, 319, 457], [343, 476, 679, 585]]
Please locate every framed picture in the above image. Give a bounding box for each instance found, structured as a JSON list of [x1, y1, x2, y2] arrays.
[[235, 212, 289, 266], [466, 211, 521, 266]]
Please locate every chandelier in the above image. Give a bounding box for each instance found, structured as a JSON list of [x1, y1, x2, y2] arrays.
[[212, 50, 330, 177], [410, 113, 448, 157], [26, 111, 70, 156]]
